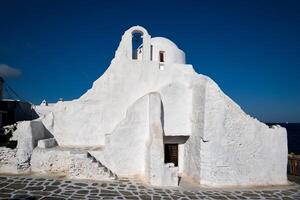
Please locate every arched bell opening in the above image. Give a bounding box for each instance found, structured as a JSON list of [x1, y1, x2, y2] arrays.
[[131, 31, 143, 60]]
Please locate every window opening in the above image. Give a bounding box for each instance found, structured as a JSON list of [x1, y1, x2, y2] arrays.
[[159, 51, 165, 62]]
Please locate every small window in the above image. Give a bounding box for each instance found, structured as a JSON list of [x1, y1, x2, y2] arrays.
[[150, 45, 153, 61], [159, 51, 165, 62]]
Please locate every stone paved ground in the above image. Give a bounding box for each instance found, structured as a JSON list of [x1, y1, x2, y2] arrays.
[[0, 175, 299, 200]]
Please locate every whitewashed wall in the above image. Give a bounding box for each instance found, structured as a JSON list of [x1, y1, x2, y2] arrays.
[[198, 78, 288, 186], [17, 25, 287, 187], [102, 93, 151, 176]]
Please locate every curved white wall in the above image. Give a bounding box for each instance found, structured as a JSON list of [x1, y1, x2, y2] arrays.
[[137, 37, 185, 64], [151, 37, 185, 64]]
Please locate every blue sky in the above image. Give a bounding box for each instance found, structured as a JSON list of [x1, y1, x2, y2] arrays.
[[0, 0, 299, 122]]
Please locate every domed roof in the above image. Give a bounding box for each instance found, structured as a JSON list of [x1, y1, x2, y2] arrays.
[[150, 37, 179, 49]]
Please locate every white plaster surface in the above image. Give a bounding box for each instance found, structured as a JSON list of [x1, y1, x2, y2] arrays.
[[7, 25, 288, 187], [96, 92, 178, 186], [34, 104, 55, 117], [31, 147, 115, 180], [15, 119, 53, 169], [31, 147, 71, 176], [102, 93, 151, 177], [0, 147, 17, 174], [147, 93, 178, 186], [198, 79, 288, 186]]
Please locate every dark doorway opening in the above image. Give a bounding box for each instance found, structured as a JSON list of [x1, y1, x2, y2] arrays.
[[159, 51, 165, 62], [164, 144, 178, 166]]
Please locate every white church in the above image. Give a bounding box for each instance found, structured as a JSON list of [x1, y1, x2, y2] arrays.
[[5, 26, 288, 187]]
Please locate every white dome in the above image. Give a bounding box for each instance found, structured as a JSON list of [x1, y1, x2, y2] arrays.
[[150, 37, 179, 49], [148, 37, 185, 64]]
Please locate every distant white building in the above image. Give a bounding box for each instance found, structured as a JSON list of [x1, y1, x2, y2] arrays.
[[9, 26, 287, 187]]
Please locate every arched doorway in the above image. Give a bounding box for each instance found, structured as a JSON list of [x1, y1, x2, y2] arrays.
[[132, 31, 143, 60]]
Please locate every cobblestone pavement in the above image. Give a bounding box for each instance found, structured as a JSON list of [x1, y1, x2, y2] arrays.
[[0, 175, 299, 200]]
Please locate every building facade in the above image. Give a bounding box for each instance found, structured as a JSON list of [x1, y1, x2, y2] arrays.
[[10, 26, 287, 187]]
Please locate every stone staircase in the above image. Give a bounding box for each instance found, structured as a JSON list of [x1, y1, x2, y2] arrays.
[[69, 150, 117, 180]]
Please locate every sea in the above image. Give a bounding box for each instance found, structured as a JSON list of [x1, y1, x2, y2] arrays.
[[267, 123, 300, 154]]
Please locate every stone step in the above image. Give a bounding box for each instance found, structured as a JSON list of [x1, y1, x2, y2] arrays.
[[87, 153, 118, 180], [69, 152, 117, 181]]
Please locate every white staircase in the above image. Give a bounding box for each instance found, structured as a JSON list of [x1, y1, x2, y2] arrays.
[[69, 150, 117, 180]]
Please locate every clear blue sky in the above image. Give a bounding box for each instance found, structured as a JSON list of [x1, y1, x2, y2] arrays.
[[0, 0, 299, 122]]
